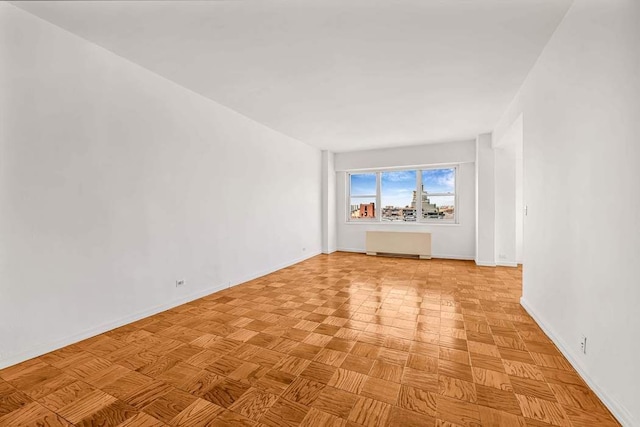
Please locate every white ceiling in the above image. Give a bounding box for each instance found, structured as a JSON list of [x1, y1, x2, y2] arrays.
[[13, 1, 572, 152]]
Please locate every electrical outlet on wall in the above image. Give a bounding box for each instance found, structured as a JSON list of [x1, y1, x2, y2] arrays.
[[176, 279, 186, 288], [580, 335, 587, 354]]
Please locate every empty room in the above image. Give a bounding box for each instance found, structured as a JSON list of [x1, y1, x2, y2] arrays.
[[1, 0, 638, 426]]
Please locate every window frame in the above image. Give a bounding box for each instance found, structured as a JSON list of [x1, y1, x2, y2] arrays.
[[346, 165, 459, 224], [347, 172, 379, 221]]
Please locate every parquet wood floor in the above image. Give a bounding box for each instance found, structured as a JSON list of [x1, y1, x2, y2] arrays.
[[0, 253, 620, 426]]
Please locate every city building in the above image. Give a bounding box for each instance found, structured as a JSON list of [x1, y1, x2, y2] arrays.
[[358, 203, 375, 218], [411, 186, 441, 218]]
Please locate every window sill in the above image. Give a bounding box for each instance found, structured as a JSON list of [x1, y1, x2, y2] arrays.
[[345, 221, 460, 227]]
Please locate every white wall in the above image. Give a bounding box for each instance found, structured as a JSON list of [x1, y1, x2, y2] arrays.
[[335, 141, 476, 260], [475, 134, 495, 266], [494, 1, 640, 424], [335, 140, 475, 172], [0, 4, 322, 368], [494, 145, 516, 266], [321, 150, 337, 254], [515, 125, 523, 265], [493, 114, 524, 267]]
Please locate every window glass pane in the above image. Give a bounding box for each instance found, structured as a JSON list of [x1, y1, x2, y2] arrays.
[[350, 197, 376, 219], [350, 173, 376, 196], [422, 168, 455, 194], [421, 195, 455, 220], [381, 170, 417, 222]]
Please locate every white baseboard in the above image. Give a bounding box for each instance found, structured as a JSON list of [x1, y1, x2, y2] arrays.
[[432, 254, 474, 261], [231, 250, 322, 286], [336, 248, 473, 261], [497, 261, 518, 267], [0, 250, 322, 371], [0, 282, 227, 370], [336, 247, 365, 253], [475, 260, 496, 267], [336, 251, 507, 267], [520, 298, 634, 427]]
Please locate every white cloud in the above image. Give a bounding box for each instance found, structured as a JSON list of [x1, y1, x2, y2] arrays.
[[437, 169, 455, 188], [382, 170, 415, 182]]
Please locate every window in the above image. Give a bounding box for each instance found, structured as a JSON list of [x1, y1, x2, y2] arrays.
[[348, 166, 457, 223], [349, 173, 377, 219], [420, 168, 455, 220], [381, 170, 417, 222]]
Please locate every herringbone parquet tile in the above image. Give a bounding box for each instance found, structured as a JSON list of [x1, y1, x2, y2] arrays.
[[0, 253, 620, 426]]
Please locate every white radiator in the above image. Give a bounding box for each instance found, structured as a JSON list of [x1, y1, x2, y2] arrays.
[[365, 231, 432, 259]]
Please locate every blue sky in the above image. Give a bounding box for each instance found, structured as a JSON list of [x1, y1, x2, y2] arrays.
[[350, 173, 376, 195], [422, 168, 455, 193], [381, 170, 416, 208], [351, 168, 454, 208]]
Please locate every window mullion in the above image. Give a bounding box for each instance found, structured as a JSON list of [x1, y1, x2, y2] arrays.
[[376, 172, 381, 221], [416, 170, 422, 222], [347, 173, 351, 222]]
